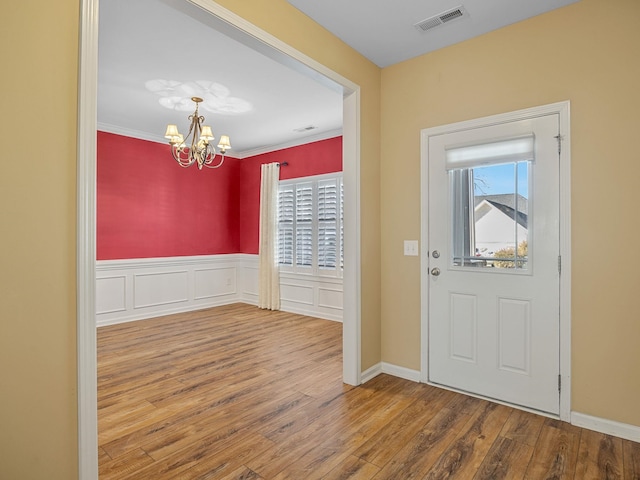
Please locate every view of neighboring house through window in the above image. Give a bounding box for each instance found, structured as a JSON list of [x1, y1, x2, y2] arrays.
[[448, 136, 532, 270], [278, 173, 343, 277]]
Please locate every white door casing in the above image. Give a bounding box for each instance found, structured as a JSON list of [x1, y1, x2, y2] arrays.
[[420, 102, 571, 419]]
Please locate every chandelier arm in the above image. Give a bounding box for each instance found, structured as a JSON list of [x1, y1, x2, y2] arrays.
[[203, 152, 225, 169], [184, 115, 198, 142], [171, 144, 196, 168]]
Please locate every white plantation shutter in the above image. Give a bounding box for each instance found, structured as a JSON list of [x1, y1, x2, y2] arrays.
[[340, 179, 344, 271], [318, 179, 339, 269], [277, 185, 294, 266], [277, 173, 343, 276], [295, 183, 313, 268]]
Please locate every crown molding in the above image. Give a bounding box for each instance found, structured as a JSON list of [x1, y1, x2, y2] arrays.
[[98, 123, 166, 144], [233, 128, 343, 158], [97, 124, 343, 159]]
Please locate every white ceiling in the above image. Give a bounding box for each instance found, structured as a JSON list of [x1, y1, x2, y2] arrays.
[[98, 0, 344, 157], [98, 0, 580, 156], [286, 0, 580, 68]]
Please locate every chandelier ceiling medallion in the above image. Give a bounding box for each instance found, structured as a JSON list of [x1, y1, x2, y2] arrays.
[[164, 96, 231, 170]]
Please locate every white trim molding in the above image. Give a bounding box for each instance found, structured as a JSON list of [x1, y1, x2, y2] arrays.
[[571, 412, 640, 443], [361, 362, 383, 383], [97, 255, 245, 326], [96, 254, 343, 327], [342, 89, 361, 386], [382, 363, 422, 383], [97, 123, 343, 160], [234, 129, 343, 159], [361, 362, 422, 384], [77, 0, 99, 477]]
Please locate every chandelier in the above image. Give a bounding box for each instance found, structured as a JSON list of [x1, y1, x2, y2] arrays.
[[163, 97, 231, 169]]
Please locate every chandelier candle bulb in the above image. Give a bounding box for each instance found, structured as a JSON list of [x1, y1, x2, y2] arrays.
[[218, 135, 231, 153], [200, 126, 214, 142], [164, 96, 230, 170], [164, 124, 180, 141]]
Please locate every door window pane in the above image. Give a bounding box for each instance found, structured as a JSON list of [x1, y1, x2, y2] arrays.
[[451, 161, 530, 270]]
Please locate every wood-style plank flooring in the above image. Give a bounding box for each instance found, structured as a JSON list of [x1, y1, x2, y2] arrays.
[[98, 303, 640, 479]]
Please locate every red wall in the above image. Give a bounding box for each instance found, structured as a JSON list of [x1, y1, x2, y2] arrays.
[[97, 132, 241, 259], [97, 132, 342, 260]]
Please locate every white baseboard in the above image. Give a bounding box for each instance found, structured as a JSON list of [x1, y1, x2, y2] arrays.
[[95, 298, 243, 327], [381, 362, 421, 383], [278, 302, 343, 323], [361, 363, 382, 383], [361, 362, 421, 384], [571, 412, 640, 443]]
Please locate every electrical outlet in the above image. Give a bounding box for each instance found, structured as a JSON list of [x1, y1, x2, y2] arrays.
[[404, 240, 419, 256]]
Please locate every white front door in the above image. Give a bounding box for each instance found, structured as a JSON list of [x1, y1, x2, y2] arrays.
[[427, 114, 560, 415]]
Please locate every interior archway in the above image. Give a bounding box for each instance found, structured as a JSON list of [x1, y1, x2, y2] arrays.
[[77, 1, 362, 477]]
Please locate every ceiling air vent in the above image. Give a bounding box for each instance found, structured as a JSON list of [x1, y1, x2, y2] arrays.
[[294, 125, 318, 133], [414, 6, 467, 33]]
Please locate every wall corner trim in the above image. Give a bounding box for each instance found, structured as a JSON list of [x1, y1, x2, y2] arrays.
[[571, 411, 640, 443]]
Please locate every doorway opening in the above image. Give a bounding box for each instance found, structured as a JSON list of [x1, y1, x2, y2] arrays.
[[77, 0, 362, 477]]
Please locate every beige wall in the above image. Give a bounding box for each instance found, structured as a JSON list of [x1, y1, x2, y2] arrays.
[[380, 0, 640, 426], [0, 1, 80, 479], [5, 0, 639, 476], [0, 1, 380, 478]]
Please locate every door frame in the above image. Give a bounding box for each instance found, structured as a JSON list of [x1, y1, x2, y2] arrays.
[[77, 1, 362, 478], [419, 101, 571, 421]]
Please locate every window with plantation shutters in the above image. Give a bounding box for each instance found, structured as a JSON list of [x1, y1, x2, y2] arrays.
[[277, 185, 294, 267], [277, 173, 343, 277], [318, 179, 339, 269], [340, 180, 344, 270], [295, 183, 313, 268]]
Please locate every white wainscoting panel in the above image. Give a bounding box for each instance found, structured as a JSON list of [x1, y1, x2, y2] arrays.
[[239, 256, 259, 306], [279, 272, 343, 322], [96, 254, 343, 326], [194, 267, 236, 300], [134, 270, 189, 309], [97, 255, 241, 327], [95, 275, 126, 315], [318, 287, 343, 310], [281, 283, 315, 306]]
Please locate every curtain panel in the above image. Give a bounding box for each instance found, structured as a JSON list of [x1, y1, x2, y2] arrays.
[[258, 163, 281, 310]]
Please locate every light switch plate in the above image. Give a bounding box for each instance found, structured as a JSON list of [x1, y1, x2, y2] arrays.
[[404, 240, 419, 256]]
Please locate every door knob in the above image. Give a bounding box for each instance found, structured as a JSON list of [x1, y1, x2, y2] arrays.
[[431, 267, 441, 276]]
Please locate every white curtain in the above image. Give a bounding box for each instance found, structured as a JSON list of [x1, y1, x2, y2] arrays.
[[258, 163, 281, 310]]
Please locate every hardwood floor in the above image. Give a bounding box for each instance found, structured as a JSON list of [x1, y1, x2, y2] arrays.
[[98, 303, 640, 479]]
